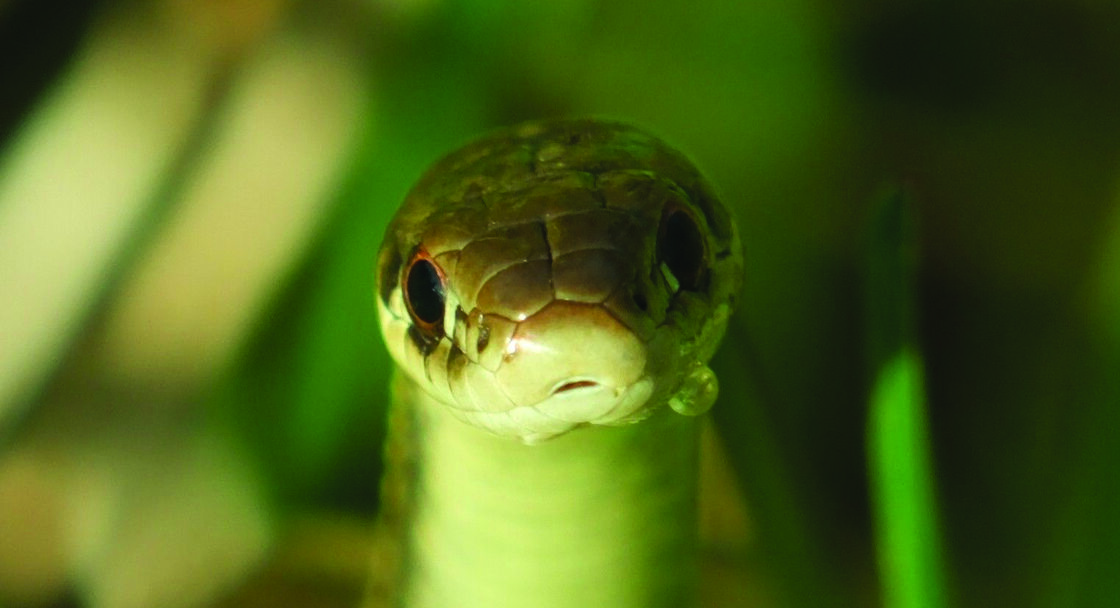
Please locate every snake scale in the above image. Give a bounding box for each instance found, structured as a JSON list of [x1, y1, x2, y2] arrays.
[[371, 118, 743, 608]]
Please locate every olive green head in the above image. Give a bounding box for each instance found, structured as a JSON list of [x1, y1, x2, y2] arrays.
[[376, 118, 742, 443]]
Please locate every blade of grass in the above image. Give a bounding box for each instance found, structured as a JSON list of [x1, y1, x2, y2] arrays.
[[1085, 177, 1120, 606], [1052, 178, 1120, 607], [864, 187, 949, 608]]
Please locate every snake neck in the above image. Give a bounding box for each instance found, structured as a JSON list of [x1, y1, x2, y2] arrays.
[[395, 374, 700, 608]]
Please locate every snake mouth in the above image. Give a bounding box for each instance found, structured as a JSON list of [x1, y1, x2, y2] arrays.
[[551, 380, 601, 395]]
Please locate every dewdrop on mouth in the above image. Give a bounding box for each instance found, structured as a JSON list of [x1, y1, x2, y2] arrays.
[[668, 361, 719, 416]]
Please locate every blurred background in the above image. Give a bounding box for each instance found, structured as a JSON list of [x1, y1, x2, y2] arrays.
[[1, 0, 1119, 606]]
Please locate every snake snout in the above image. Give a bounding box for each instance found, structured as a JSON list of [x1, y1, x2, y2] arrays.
[[492, 301, 649, 424]]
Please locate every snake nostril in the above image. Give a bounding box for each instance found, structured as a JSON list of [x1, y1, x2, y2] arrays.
[[552, 380, 599, 394]]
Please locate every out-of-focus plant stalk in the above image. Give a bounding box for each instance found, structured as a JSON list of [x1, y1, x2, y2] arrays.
[[0, 5, 232, 432], [93, 27, 367, 390], [1054, 171, 1120, 605], [864, 189, 949, 608]]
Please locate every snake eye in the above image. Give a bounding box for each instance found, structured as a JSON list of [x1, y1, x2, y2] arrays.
[[657, 204, 708, 292], [404, 250, 446, 334]]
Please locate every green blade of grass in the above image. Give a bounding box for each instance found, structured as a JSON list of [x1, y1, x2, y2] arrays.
[[868, 347, 946, 608], [1051, 178, 1120, 607], [864, 188, 949, 608]]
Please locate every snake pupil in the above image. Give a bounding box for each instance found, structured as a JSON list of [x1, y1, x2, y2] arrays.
[[658, 208, 707, 292], [405, 257, 446, 328]]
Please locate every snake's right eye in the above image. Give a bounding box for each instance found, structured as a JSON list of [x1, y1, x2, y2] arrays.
[[657, 203, 708, 293], [404, 250, 446, 334]]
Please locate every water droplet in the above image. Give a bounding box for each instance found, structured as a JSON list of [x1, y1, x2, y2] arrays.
[[669, 363, 719, 416]]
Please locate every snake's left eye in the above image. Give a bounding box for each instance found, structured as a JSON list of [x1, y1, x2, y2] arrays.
[[404, 250, 446, 334], [657, 203, 708, 292]]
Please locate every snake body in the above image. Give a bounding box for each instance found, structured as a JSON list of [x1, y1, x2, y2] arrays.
[[374, 119, 742, 607]]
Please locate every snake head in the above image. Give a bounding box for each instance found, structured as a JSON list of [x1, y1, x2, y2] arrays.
[[376, 119, 743, 443]]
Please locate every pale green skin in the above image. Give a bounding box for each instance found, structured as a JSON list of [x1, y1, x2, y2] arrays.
[[397, 373, 698, 607], [372, 119, 743, 607]]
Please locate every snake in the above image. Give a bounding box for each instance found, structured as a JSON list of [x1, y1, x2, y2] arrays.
[[371, 118, 743, 608]]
